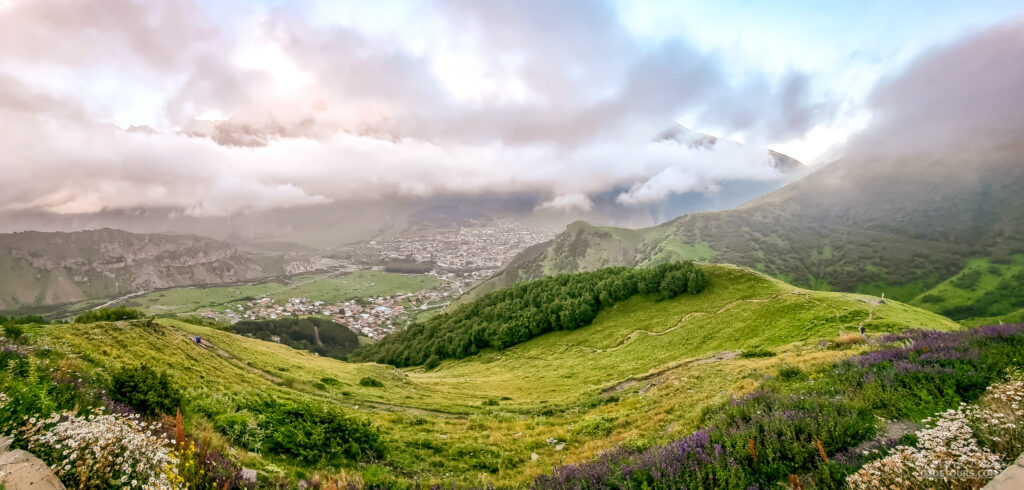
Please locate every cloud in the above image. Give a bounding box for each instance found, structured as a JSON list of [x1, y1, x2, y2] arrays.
[[844, 17, 1024, 158], [616, 139, 783, 205], [0, 0, 831, 219], [537, 193, 595, 212]]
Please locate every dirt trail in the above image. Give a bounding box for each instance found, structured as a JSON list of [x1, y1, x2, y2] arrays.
[[563, 291, 808, 355], [357, 401, 469, 419], [601, 350, 741, 395], [858, 308, 875, 330], [186, 332, 284, 384]]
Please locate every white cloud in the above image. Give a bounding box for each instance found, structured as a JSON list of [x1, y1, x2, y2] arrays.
[[617, 141, 782, 205], [0, 0, 833, 218], [537, 193, 595, 212]]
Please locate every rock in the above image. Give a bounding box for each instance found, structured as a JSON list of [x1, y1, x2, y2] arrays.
[[0, 447, 66, 490], [554, 444, 564, 451], [239, 467, 258, 485], [298, 479, 308, 490], [531, 452, 539, 461]]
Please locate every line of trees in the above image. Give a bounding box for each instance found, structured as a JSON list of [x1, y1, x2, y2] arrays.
[[73, 306, 146, 324], [353, 262, 709, 367], [232, 317, 360, 359], [0, 315, 48, 326]]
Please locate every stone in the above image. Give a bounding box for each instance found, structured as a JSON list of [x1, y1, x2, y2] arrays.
[[554, 444, 564, 451], [0, 449, 66, 490], [531, 452, 539, 461], [239, 467, 258, 485], [983, 453, 1024, 489]]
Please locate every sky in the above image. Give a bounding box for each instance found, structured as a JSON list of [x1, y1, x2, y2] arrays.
[[0, 0, 1022, 219]]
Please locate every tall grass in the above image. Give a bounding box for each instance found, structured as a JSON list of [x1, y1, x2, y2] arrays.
[[537, 324, 1024, 489]]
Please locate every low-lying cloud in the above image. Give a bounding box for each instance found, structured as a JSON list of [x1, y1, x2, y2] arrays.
[[844, 17, 1024, 158], [14, 0, 1010, 221]]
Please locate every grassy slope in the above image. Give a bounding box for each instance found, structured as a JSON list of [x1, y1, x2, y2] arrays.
[[909, 254, 1024, 326], [30, 265, 958, 486], [128, 270, 440, 316]]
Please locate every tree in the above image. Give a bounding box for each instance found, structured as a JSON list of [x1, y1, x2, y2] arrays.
[[660, 270, 689, 299]]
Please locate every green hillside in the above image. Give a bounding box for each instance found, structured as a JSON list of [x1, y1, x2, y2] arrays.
[[357, 262, 708, 366], [474, 147, 1024, 312], [8, 265, 958, 487], [909, 254, 1024, 326]]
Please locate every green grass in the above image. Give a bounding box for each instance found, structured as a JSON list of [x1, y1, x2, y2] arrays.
[[909, 254, 1024, 326], [21, 265, 959, 486], [640, 237, 717, 264], [128, 270, 440, 315]]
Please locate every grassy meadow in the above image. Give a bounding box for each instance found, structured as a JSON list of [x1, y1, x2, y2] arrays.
[[6, 265, 962, 487]]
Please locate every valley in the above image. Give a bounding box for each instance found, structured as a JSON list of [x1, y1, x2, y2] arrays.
[[2, 264, 961, 487], [3, 5, 1024, 489]]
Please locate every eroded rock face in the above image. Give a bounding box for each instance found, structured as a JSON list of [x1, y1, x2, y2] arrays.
[[0, 437, 66, 490]]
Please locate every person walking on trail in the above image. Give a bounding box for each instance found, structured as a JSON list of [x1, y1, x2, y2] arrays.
[[194, 335, 202, 345], [859, 324, 866, 337]]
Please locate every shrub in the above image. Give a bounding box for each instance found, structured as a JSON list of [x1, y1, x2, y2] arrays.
[[0, 315, 46, 326], [951, 269, 983, 290], [481, 398, 499, 407], [239, 400, 386, 463], [777, 365, 804, 380], [921, 293, 945, 304], [424, 355, 441, 370], [574, 415, 615, 438], [2, 324, 24, 342], [739, 348, 776, 358], [73, 306, 145, 324], [359, 377, 384, 388], [108, 364, 182, 416], [320, 377, 341, 386], [213, 411, 265, 453]]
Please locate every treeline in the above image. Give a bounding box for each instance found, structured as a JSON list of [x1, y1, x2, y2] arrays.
[[0, 315, 48, 326], [354, 262, 708, 367], [73, 306, 146, 323], [232, 317, 360, 359], [382, 257, 436, 274]]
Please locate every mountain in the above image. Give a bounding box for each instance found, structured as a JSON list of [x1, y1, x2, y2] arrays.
[[655, 124, 803, 172], [0, 229, 316, 312], [472, 142, 1024, 305]]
